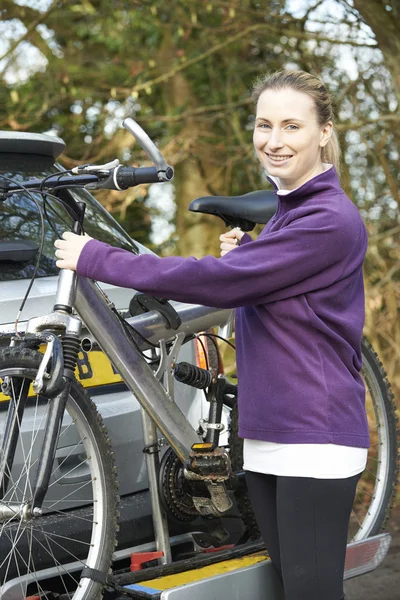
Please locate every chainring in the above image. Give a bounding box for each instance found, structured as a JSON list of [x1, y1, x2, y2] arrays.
[[159, 447, 201, 522]]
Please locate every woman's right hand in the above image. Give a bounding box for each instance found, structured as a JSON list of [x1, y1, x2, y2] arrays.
[[219, 228, 245, 257], [54, 232, 93, 270]]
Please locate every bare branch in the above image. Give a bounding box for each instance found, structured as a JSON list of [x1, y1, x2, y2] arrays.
[[128, 23, 273, 95], [0, 0, 63, 63], [370, 225, 400, 243], [107, 23, 376, 98], [337, 114, 400, 131], [282, 26, 377, 48], [137, 98, 252, 122], [302, 0, 326, 20]]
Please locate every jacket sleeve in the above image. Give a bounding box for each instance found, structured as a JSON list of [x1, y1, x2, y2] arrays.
[[76, 206, 366, 309], [239, 233, 252, 245]]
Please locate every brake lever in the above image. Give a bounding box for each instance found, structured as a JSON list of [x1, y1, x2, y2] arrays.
[[122, 118, 173, 182], [71, 159, 120, 174]]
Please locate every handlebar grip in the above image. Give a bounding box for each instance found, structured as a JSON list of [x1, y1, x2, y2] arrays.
[[115, 166, 160, 189], [94, 165, 174, 191], [132, 166, 174, 184]]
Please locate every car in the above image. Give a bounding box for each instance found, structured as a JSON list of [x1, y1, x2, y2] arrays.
[[0, 131, 232, 598]]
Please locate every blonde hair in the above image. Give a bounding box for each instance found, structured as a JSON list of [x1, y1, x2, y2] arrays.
[[252, 70, 340, 172]]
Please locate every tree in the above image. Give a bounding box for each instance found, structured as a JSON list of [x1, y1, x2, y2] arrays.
[[1, 1, 291, 254], [4, 0, 381, 254], [352, 0, 400, 102], [2, 0, 400, 401]]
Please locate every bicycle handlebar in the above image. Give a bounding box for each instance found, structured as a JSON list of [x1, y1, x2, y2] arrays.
[[0, 118, 174, 199], [0, 165, 174, 198], [97, 165, 174, 191]]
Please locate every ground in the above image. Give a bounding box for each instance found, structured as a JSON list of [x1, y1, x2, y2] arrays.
[[344, 508, 400, 600]]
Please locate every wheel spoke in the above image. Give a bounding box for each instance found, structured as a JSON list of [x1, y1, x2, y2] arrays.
[[350, 508, 362, 528], [354, 490, 372, 515], [363, 466, 379, 479], [10, 377, 34, 500], [30, 527, 93, 547], [1, 520, 26, 574], [4, 528, 48, 598], [356, 485, 375, 499], [50, 509, 96, 524], [49, 455, 91, 489], [45, 479, 94, 511], [30, 527, 81, 593], [51, 438, 87, 476], [31, 524, 92, 565]]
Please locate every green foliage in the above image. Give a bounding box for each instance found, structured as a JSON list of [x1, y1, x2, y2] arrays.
[[1, 1, 399, 225], [1, 2, 400, 318]]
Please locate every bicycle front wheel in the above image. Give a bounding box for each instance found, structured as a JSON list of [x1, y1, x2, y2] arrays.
[[0, 347, 118, 600]]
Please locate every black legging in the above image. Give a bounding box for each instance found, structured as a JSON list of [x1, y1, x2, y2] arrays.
[[245, 471, 361, 600]]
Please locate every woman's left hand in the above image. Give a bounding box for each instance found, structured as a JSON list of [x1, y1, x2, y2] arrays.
[[219, 228, 245, 257], [54, 232, 93, 270]]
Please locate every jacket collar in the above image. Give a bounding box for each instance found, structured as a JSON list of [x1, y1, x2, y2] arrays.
[[266, 164, 340, 203]]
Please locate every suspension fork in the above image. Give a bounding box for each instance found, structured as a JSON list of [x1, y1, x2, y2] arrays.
[[30, 269, 82, 510], [31, 377, 72, 509], [32, 336, 81, 510]]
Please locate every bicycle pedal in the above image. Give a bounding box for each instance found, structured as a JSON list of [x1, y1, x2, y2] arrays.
[[193, 481, 233, 514], [185, 444, 232, 482], [191, 495, 217, 516]]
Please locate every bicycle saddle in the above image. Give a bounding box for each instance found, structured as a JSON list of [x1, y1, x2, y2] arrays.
[[189, 190, 277, 232]]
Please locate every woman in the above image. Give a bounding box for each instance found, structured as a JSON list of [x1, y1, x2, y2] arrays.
[[55, 70, 369, 600]]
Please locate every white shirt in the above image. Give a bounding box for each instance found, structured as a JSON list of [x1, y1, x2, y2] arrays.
[[243, 439, 368, 479]]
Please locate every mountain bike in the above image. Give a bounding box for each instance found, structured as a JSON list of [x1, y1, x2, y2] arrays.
[[0, 118, 398, 600]]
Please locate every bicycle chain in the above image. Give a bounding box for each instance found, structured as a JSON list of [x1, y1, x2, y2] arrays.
[[159, 447, 200, 522]]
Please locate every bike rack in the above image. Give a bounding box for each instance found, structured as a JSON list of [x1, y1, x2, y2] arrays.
[[111, 532, 392, 600]]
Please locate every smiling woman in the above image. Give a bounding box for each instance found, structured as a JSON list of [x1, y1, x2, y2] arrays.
[[53, 69, 370, 600], [252, 70, 338, 190], [240, 70, 368, 600], [253, 90, 332, 190]]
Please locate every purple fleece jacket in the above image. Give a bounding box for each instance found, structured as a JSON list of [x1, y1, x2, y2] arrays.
[[77, 166, 369, 448]]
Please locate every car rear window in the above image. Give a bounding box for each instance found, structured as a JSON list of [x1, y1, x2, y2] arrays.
[[0, 153, 140, 281]]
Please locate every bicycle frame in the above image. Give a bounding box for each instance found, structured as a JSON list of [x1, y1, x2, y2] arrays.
[[17, 269, 231, 462], [75, 274, 224, 461], [0, 265, 232, 563]]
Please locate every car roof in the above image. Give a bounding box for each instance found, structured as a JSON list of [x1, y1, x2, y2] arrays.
[[0, 131, 65, 159]]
